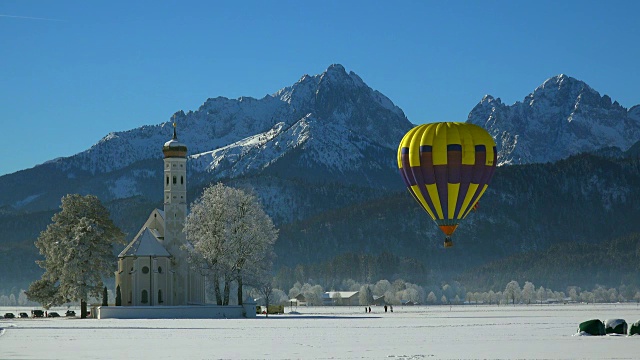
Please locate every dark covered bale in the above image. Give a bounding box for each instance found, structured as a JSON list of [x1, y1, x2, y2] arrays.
[[578, 319, 605, 336], [605, 319, 628, 335], [628, 320, 640, 336]]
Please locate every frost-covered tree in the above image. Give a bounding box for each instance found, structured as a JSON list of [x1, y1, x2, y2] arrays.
[[488, 290, 496, 305], [184, 183, 278, 306], [18, 290, 28, 306], [568, 287, 579, 302], [522, 281, 535, 304], [504, 281, 521, 305], [401, 287, 420, 304], [634, 291, 640, 304], [427, 291, 437, 304], [302, 284, 324, 305], [536, 286, 546, 304], [441, 295, 447, 304], [442, 284, 453, 301], [289, 282, 303, 300], [26, 194, 125, 318], [359, 285, 374, 305], [384, 290, 399, 305], [374, 280, 392, 296]]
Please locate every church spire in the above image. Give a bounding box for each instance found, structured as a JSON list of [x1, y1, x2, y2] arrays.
[[172, 115, 177, 140], [162, 115, 187, 158]]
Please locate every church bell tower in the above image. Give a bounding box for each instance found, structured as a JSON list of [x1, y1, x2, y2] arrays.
[[162, 119, 188, 249]]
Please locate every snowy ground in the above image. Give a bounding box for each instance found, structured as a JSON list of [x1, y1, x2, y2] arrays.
[[1, 303, 639, 359]]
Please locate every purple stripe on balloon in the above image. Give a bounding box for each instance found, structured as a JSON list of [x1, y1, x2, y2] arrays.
[[434, 165, 448, 219], [400, 153, 416, 186], [447, 150, 462, 183], [420, 151, 436, 184], [409, 166, 439, 218], [453, 164, 473, 218], [471, 148, 486, 183]]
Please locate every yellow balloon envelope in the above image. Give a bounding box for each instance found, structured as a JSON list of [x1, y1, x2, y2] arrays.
[[397, 122, 496, 247]]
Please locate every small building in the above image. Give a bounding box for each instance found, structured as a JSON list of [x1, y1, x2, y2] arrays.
[[323, 291, 359, 306], [372, 295, 387, 306]]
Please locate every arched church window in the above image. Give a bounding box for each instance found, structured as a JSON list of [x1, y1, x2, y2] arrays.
[[129, 291, 132, 304], [166, 176, 169, 185], [181, 176, 184, 184], [141, 290, 148, 304], [173, 176, 177, 184], [158, 290, 163, 304], [142, 266, 149, 274], [158, 266, 163, 274]]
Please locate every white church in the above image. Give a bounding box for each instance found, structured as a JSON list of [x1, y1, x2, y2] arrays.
[[114, 123, 205, 307]]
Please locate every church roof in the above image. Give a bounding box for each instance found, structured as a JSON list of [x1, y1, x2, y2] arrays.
[[118, 227, 171, 257], [162, 123, 187, 158]]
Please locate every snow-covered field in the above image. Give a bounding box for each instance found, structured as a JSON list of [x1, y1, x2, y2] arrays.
[[1, 303, 639, 359]]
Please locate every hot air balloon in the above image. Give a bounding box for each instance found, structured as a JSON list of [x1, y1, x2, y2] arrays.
[[397, 122, 496, 248]]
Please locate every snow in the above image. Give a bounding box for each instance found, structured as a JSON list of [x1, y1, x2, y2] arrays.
[[2, 303, 640, 359], [108, 176, 141, 199], [468, 74, 640, 166], [13, 193, 43, 208]]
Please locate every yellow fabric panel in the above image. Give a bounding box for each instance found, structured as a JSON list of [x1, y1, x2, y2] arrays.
[[408, 125, 431, 167], [467, 124, 496, 166], [446, 123, 461, 150], [460, 125, 476, 165], [432, 123, 448, 165], [410, 185, 436, 220], [420, 123, 437, 146], [447, 183, 459, 219], [426, 184, 443, 219], [398, 125, 422, 168], [458, 183, 479, 219]]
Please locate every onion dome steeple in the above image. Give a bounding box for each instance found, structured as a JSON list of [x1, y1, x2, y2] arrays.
[[162, 117, 187, 158]]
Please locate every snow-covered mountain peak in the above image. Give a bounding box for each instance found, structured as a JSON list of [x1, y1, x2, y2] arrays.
[[10, 64, 412, 207], [468, 75, 640, 165]]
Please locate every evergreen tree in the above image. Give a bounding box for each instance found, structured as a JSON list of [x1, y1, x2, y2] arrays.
[[102, 286, 108, 306], [26, 194, 125, 318], [115, 285, 122, 306]]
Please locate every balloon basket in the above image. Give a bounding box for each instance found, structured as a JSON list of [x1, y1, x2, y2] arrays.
[[444, 237, 453, 248]]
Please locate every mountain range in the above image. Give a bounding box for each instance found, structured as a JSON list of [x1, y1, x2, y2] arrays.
[[468, 74, 640, 165], [1, 64, 639, 294]]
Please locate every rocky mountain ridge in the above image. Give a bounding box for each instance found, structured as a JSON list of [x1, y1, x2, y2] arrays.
[[0, 64, 411, 213], [2, 67, 640, 293], [468, 74, 640, 165]]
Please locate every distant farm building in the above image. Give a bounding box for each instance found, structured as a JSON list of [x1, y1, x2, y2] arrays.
[[323, 291, 359, 306]]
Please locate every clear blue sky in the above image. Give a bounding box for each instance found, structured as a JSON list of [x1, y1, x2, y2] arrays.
[[2, 0, 639, 176]]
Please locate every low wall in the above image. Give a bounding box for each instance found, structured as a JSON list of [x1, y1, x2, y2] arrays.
[[98, 303, 257, 319]]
